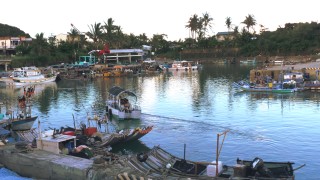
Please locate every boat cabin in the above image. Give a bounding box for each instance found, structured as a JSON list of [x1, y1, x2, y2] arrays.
[[37, 133, 76, 154], [12, 67, 41, 77], [75, 55, 98, 67]]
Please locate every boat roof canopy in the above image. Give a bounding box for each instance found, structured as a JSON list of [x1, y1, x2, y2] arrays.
[[108, 86, 137, 98]]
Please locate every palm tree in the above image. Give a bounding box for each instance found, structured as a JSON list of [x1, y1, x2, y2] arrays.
[[32, 33, 48, 56], [86, 22, 103, 49], [259, 24, 269, 34], [138, 33, 149, 45], [197, 17, 204, 39], [202, 12, 213, 37], [113, 25, 125, 48], [150, 34, 168, 53], [103, 18, 117, 47], [186, 14, 199, 40], [242, 14, 256, 33], [225, 17, 232, 32], [68, 28, 79, 44]]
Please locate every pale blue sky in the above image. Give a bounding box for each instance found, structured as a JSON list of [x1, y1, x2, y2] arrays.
[[1, 0, 318, 41]]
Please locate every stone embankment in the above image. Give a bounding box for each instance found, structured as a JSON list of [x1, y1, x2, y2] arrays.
[[0, 144, 147, 180]]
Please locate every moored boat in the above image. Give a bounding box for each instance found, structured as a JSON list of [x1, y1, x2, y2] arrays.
[[164, 60, 201, 71], [233, 80, 299, 93], [240, 58, 256, 64], [0, 66, 58, 87], [96, 126, 153, 147], [0, 94, 37, 131], [128, 145, 298, 179], [106, 86, 141, 120]]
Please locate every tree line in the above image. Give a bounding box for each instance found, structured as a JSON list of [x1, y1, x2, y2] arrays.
[[1, 13, 320, 67]]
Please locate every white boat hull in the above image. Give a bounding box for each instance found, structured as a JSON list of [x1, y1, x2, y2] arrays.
[[167, 65, 200, 71], [0, 76, 57, 87], [106, 86, 141, 120], [107, 105, 141, 120]]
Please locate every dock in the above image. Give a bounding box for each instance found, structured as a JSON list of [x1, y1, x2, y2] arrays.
[[249, 61, 320, 89], [0, 143, 153, 180], [0, 144, 92, 180]]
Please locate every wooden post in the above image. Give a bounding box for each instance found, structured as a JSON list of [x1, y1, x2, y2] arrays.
[[215, 130, 229, 176], [216, 133, 219, 176], [38, 120, 43, 149]]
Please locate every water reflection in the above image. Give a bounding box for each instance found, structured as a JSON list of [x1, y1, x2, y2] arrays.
[[0, 63, 319, 179]]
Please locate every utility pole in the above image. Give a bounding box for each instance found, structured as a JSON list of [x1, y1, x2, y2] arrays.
[[71, 23, 82, 62]]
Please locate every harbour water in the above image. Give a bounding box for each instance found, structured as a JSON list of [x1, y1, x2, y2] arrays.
[[0, 168, 32, 180], [1, 63, 319, 179]]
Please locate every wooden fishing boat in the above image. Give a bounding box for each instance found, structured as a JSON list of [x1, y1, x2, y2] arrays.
[[97, 126, 153, 147], [106, 86, 141, 120], [128, 145, 297, 179], [0, 92, 37, 131], [54, 124, 153, 148]]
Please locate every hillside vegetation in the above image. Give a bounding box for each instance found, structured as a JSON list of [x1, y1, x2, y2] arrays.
[[0, 23, 30, 37], [1, 20, 320, 67]]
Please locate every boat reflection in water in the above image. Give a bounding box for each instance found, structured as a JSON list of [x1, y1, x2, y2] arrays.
[[0, 83, 57, 131], [0, 82, 57, 99]]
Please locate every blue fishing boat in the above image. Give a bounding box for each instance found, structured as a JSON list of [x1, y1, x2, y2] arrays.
[[0, 89, 37, 131], [233, 80, 298, 93]]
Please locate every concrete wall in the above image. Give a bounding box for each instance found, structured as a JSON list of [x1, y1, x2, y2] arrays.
[[0, 146, 93, 180]]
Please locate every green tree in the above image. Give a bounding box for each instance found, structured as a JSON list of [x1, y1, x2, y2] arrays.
[[86, 22, 103, 49], [150, 34, 169, 54], [242, 14, 256, 33], [202, 12, 213, 37], [103, 18, 117, 47], [68, 28, 79, 44], [31, 33, 49, 56], [186, 14, 199, 40], [225, 17, 232, 32]]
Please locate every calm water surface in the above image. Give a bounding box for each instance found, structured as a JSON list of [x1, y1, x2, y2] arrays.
[[1, 63, 319, 179]]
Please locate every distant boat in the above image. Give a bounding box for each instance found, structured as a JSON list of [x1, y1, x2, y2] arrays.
[[0, 66, 58, 87], [274, 60, 284, 65], [143, 58, 156, 64], [164, 60, 201, 71], [240, 58, 256, 64], [233, 80, 298, 93], [106, 86, 141, 120]]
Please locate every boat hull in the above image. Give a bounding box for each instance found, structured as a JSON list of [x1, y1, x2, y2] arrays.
[[99, 126, 153, 147], [129, 146, 295, 179], [0, 76, 57, 87], [1, 116, 37, 131], [107, 106, 141, 120], [167, 65, 200, 71], [240, 87, 296, 93], [106, 86, 141, 120]]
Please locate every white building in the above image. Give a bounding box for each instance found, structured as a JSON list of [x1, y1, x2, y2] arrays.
[[0, 36, 32, 55]]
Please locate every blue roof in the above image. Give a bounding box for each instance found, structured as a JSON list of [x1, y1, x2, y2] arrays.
[[216, 32, 233, 35], [110, 49, 144, 54]]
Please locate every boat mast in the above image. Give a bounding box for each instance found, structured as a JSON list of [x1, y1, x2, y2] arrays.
[[215, 130, 229, 176]]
